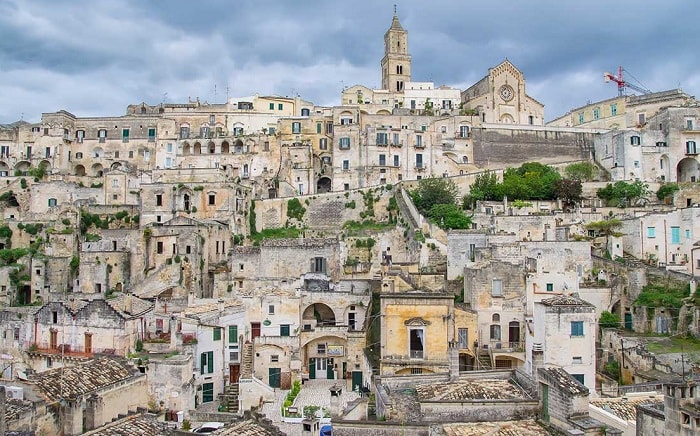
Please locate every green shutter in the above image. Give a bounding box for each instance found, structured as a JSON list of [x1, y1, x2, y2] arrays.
[[317, 123, 322, 134], [229, 325, 238, 343], [207, 351, 213, 373], [200, 352, 206, 374], [213, 327, 221, 341]]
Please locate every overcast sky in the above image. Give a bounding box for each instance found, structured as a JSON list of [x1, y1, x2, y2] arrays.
[[1, 0, 698, 124]]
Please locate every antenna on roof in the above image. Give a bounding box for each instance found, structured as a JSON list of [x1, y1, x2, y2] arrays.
[[394, 4, 397, 14]]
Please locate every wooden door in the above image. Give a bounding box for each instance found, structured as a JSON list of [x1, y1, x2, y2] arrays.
[[251, 322, 261, 340], [229, 364, 240, 383]]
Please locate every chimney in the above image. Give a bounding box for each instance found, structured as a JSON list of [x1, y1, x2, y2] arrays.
[[217, 299, 225, 313], [124, 293, 133, 315]]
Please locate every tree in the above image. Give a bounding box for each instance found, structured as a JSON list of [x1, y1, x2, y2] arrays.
[[501, 162, 561, 200], [656, 183, 679, 201], [553, 178, 583, 208], [565, 162, 595, 181], [599, 311, 621, 329], [411, 177, 458, 215], [597, 181, 649, 207], [586, 218, 623, 257], [464, 171, 501, 208], [427, 204, 472, 230]]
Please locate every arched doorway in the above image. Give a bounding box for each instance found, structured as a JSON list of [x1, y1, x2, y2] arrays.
[[221, 141, 230, 154], [317, 177, 332, 193], [302, 303, 336, 327], [91, 163, 103, 177], [74, 165, 86, 176], [14, 161, 30, 176], [677, 157, 699, 182]]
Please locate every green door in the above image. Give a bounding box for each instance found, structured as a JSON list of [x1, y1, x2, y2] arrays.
[[269, 368, 281, 388], [327, 358, 334, 379], [624, 313, 632, 330], [309, 358, 316, 380], [542, 384, 549, 422], [352, 371, 363, 392]]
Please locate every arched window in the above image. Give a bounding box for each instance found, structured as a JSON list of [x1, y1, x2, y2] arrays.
[[492, 313, 500, 323]]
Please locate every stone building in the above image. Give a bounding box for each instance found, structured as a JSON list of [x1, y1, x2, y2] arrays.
[[529, 296, 597, 393]]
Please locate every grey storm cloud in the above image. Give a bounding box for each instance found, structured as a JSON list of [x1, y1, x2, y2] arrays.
[[1, 0, 698, 123]]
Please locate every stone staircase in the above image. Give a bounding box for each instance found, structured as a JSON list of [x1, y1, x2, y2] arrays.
[[241, 342, 254, 377], [477, 350, 492, 370], [222, 383, 239, 413]]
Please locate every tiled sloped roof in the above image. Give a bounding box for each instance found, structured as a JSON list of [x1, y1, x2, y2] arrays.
[[540, 295, 594, 307], [416, 379, 527, 401], [539, 367, 588, 395], [104, 294, 154, 317], [82, 414, 165, 435], [591, 396, 664, 422], [31, 357, 136, 402], [441, 419, 553, 435], [213, 419, 280, 435], [5, 398, 33, 422]]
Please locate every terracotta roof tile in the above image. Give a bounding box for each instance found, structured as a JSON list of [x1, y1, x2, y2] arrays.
[[591, 396, 664, 422], [31, 357, 138, 402], [82, 414, 165, 435], [416, 379, 528, 401], [441, 419, 552, 435]]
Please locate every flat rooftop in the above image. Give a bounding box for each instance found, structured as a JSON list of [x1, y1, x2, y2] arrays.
[[441, 419, 552, 435]]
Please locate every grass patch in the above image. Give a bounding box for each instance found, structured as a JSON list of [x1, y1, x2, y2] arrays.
[[342, 220, 394, 236], [250, 227, 301, 245], [634, 282, 690, 308], [646, 336, 700, 355]]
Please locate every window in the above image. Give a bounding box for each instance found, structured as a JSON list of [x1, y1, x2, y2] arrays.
[[610, 103, 617, 116], [656, 141, 667, 147], [342, 160, 349, 170], [376, 132, 388, 145], [208, 194, 216, 205], [410, 368, 423, 375], [292, 122, 301, 134], [634, 160, 639, 168], [269, 103, 274, 110], [572, 374, 585, 385], [52, 311, 58, 324], [393, 155, 400, 167], [409, 328, 424, 358], [148, 128, 156, 142], [75, 130, 85, 143], [393, 133, 400, 145], [528, 115, 534, 125], [686, 229, 691, 239], [340, 116, 353, 125], [457, 328, 468, 349], [271, 355, 279, 363], [48, 198, 57, 207], [156, 194, 163, 206], [339, 137, 351, 149], [122, 128, 129, 142], [200, 351, 214, 374], [379, 154, 386, 166], [492, 279, 503, 296], [156, 241, 164, 254], [687, 119, 694, 130], [202, 382, 214, 403], [570, 321, 584, 337], [415, 153, 423, 168], [200, 126, 210, 138], [317, 343, 326, 355], [311, 256, 327, 274], [671, 226, 680, 244], [212, 327, 222, 341], [280, 324, 290, 337], [490, 324, 501, 341], [268, 304, 275, 315], [459, 126, 469, 138], [630, 135, 641, 145], [686, 141, 697, 154], [319, 138, 328, 150], [228, 325, 238, 343], [98, 129, 107, 142], [647, 227, 656, 238], [578, 113, 584, 124], [325, 122, 333, 134], [278, 103, 283, 110], [415, 134, 423, 147], [593, 108, 600, 120], [165, 157, 172, 168], [129, 151, 134, 158], [572, 356, 583, 364], [546, 283, 553, 292], [316, 122, 322, 134]]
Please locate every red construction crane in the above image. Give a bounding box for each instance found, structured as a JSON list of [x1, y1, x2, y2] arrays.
[[604, 66, 652, 96]]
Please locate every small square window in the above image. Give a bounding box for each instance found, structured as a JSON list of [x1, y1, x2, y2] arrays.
[[208, 194, 216, 205], [546, 283, 553, 292], [271, 355, 279, 363], [317, 343, 326, 354], [268, 305, 275, 315], [572, 356, 583, 364], [571, 321, 584, 337]]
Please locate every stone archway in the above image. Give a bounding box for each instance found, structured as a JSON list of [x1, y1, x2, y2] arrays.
[[677, 157, 699, 182], [317, 177, 332, 193]]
